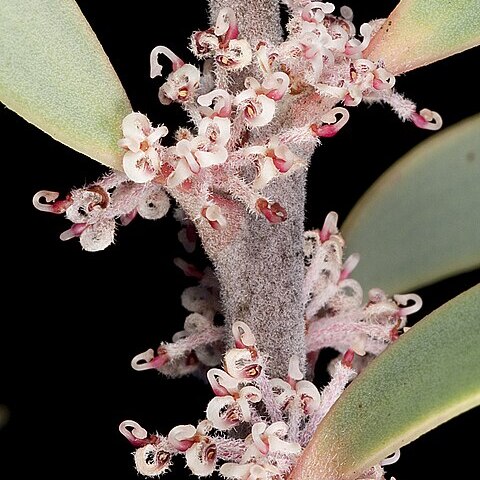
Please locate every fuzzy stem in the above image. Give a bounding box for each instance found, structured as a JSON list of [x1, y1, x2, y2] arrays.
[[214, 173, 307, 377], [208, 0, 284, 46]]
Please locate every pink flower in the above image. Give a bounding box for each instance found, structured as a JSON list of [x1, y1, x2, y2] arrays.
[[310, 106, 350, 138], [256, 198, 288, 224], [118, 112, 168, 183], [411, 108, 443, 131]]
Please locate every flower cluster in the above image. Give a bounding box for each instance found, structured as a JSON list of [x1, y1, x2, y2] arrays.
[[123, 211, 414, 478], [33, 2, 441, 251], [303, 212, 422, 375], [131, 263, 224, 378], [121, 321, 360, 479], [32, 172, 170, 251]]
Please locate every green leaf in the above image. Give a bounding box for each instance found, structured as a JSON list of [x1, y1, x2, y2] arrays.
[[289, 285, 480, 480], [365, 0, 480, 74], [0, 0, 131, 170], [342, 114, 480, 295]]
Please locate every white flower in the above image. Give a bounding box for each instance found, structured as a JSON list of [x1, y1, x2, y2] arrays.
[[168, 421, 217, 477], [197, 89, 233, 118], [118, 112, 168, 183], [249, 421, 302, 456], [167, 135, 229, 188], [214, 7, 239, 44], [310, 107, 350, 138], [234, 77, 279, 127], [159, 64, 201, 105], [234, 72, 290, 127], [345, 22, 373, 56], [59, 219, 116, 252], [270, 356, 321, 415], [216, 39, 253, 71], [301, 2, 335, 29], [201, 204, 228, 230], [247, 136, 303, 190], [224, 348, 263, 380], [191, 29, 220, 58], [134, 444, 172, 477], [224, 322, 262, 380], [198, 116, 231, 146], [206, 368, 261, 430]]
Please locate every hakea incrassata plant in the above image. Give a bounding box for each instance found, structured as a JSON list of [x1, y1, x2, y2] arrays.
[[3, 0, 479, 478]]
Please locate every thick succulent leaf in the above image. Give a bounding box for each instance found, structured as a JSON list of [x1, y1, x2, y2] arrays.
[[289, 285, 480, 480], [0, 0, 131, 170], [342, 114, 480, 295], [365, 0, 480, 74]]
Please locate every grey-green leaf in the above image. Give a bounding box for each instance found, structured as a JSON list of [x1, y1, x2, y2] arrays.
[[0, 0, 131, 170], [365, 0, 480, 75], [289, 284, 480, 480], [342, 114, 480, 295]]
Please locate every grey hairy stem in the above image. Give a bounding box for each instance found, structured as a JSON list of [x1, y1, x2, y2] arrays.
[[205, 0, 307, 377]]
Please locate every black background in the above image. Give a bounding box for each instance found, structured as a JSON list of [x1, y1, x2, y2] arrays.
[[0, 1, 478, 478]]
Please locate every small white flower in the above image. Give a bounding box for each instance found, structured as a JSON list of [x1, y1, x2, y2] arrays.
[[234, 77, 278, 128], [167, 136, 229, 188], [301, 2, 335, 28], [59, 219, 116, 252], [206, 368, 261, 430], [134, 444, 172, 477], [411, 108, 443, 131], [270, 356, 321, 415], [216, 39, 253, 71], [249, 421, 302, 456], [310, 107, 350, 138], [191, 29, 220, 58], [198, 116, 231, 146], [345, 22, 373, 56], [247, 136, 303, 190], [197, 89, 233, 118], [118, 112, 168, 183], [201, 203, 228, 230], [168, 421, 217, 477], [214, 7, 239, 44], [159, 64, 201, 105], [224, 348, 263, 380]]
